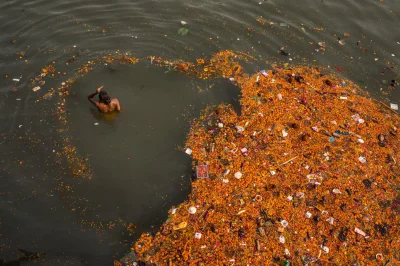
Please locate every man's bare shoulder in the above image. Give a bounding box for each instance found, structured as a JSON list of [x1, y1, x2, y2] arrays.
[[96, 102, 109, 113], [111, 98, 121, 111]]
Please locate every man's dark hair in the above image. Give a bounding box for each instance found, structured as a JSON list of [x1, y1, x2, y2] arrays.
[[99, 91, 111, 105]]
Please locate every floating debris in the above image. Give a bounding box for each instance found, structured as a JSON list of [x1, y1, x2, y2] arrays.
[[132, 51, 399, 265], [178, 28, 189, 36]]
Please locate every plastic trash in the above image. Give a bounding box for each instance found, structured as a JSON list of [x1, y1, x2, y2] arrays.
[[282, 130, 288, 137], [390, 103, 398, 110], [260, 70, 268, 77], [322, 246, 329, 253], [185, 148, 192, 155], [236, 126, 244, 133], [335, 130, 349, 136], [358, 156, 367, 164], [171, 208, 177, 214], [94, 122, 99, 126], [280, 220, 288, 227], [332, 188, 342, 194], [354, 227, 366, 237], [32, 86, 41, 92], [194, 232, 202, 239], [218, 123, 224, 128], [258, 227, 266, 236], [305, 211, 312, 218], [196, 165, 209, 178], [234, 171, 243, 179], [277, 93, 282, 100], [256, 240, 261, 251], [13, 78, 20, 82], [326, 217, 334, 225], [180, 21, 187, 25], [351, 114, 364, 124], [279, 235, 285, 244], [188, 206, 197, 214]]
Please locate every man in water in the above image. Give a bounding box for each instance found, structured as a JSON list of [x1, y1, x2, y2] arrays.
[[88, 86, 121, 113]]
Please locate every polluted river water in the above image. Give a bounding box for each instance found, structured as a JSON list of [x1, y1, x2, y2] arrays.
[[0, 0, 399, 265]]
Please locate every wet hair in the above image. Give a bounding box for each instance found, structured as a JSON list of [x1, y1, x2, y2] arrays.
[[99, 90, 111, 105]]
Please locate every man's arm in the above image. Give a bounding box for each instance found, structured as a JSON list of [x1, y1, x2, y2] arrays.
[[88, 86, 103, 110], [115, 99, 121, 111]]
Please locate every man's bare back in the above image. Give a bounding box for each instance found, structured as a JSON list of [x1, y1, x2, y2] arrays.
[[88, 86, 121, 113]]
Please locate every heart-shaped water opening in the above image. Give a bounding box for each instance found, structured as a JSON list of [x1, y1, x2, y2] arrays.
[[66, 63, 241, 227]]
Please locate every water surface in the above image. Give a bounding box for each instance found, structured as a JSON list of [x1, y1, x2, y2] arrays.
[[0, 0, 399, 264]]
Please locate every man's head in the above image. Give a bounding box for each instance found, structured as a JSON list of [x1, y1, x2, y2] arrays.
[[99, 90, 111, 105]]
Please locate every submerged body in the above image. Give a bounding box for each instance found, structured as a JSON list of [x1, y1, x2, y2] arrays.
[[88, 86, 121, 113]]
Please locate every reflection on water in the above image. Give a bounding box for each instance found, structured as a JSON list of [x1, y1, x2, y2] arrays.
[[0, 0, 399, 264], [89, 108, 119, 124]]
